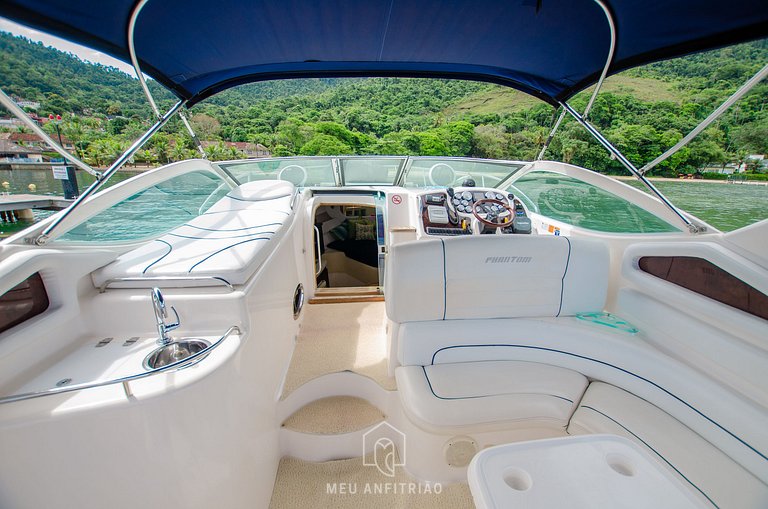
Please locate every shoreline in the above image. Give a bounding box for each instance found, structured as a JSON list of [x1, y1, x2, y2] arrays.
[[609, 175, 730, 184]]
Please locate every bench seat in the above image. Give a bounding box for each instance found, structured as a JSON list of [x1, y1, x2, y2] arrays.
[[396, 360, 588, 434], [569, 382, 768, 509]]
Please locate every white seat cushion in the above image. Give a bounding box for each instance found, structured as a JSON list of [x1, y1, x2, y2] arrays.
[[569, 382, 768, 509], [385, 235, 609, 323], [396, 360, 588, 433]]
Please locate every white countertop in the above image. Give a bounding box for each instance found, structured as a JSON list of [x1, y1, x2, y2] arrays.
[[468, 434, 710, 509]]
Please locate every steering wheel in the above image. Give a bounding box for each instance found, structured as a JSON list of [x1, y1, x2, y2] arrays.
[[472, 198, 515, 228]]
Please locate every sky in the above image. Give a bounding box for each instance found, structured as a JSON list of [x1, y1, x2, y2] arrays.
[[0, 17, 137, 76]]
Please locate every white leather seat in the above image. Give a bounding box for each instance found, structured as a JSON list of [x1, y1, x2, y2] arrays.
[[569, 382, 768, 509], [387, 235, 607, 433], [397, 360, 588, 433], [386, 235, 609, 322]]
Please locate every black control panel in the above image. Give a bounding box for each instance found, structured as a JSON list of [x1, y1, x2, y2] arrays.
[[420, 187, 531, 236]]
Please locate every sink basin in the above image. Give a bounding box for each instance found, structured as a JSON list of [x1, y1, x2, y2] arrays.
[[143, 339, 211, 370]]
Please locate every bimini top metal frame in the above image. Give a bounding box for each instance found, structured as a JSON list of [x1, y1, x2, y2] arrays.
[[0, 0, 766, 240]]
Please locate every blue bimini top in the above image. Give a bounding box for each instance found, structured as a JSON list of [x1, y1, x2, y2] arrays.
[[1, 0, 766, 105]]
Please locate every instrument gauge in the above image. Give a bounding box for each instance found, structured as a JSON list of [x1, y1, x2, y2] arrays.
[[461, 191, 473, 201]]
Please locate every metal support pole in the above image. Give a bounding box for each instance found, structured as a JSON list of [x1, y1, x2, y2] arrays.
[[0, 88, 99, 177], [561, 102, 700, 233], [128, 0, 161, 119], [35, 100, 186, 245], [640, 62, 768, 175], [178, 110, 207, 158], [537, 108, 567, 160], [583, 0, 617, 120], [128, 0, 208, 162]]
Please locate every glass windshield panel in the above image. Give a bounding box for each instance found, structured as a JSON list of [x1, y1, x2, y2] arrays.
[[340, 158, 403, 185], [58, 170, 231, 242], [403, 159, 523, 188], [510, 171, 680, 233], [219, 158, 335, 187]]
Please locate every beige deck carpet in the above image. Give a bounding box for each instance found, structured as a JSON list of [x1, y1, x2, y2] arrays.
[[282, 396, 386, 434], [282, 302, 396, 398], [269, 452, 474, 509]]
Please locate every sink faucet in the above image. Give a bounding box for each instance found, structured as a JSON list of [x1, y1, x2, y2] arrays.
[[151, 287, 180, 345]]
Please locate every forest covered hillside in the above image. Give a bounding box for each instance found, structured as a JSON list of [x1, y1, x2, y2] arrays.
[[1, 30, 766, 176]]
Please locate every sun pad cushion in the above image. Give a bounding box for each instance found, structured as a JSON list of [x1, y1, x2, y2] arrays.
[[92, 180, 295, 288]]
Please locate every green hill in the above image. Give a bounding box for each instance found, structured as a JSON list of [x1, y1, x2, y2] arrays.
[[0, 30, 766, 176]]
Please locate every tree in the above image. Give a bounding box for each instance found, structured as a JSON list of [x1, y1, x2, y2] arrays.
[[299, 134, 353, 155], [190, 113, 221, 140]]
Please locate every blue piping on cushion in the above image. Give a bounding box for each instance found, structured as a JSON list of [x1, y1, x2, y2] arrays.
[[440, 239, 447, 320], [421, 366, 573, 403], [142, 239, 173, 274], [200, 209, 290, 217], [429, 344, 767, 464], [187, 236, 272, 272], [557, 236, 571, 317], [168, 231, 275, 240], [180, 222, 283, 232], [580, 405, 719, 508]]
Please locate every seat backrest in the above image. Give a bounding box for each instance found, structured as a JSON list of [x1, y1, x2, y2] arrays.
[[385, 235, 609, 323]]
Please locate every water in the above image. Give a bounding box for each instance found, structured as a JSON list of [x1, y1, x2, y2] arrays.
[[0, 168, 765, 238], [0, 168, 139, 238], [623, 180, 768, 232]]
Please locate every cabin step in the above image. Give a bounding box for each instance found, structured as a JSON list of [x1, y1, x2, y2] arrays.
[[281, 396, 385, 435], [309, 286, 384, 304]]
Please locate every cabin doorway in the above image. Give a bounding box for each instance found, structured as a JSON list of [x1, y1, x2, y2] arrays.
[[313, 204, 381, 290]]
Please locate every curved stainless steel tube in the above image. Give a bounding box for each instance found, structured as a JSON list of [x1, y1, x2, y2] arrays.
[[0, 326, 241, 405], [128, 0, 161, 118], [583, 0, 617, 120]]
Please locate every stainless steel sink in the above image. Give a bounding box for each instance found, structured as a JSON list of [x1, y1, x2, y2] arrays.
[[143, 339, 211, 370]]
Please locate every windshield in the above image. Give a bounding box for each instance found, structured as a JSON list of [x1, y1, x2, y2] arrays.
[[219, 156, 524, 188]]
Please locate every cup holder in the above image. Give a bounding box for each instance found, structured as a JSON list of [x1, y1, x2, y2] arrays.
[[503, 467, 532, 491], [606, 453, 635, 477]]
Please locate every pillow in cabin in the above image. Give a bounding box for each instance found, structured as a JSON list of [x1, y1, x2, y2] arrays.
[[329, 224, 349, 241], [355, 221, 376, 240], [346, 218, 363, 240]]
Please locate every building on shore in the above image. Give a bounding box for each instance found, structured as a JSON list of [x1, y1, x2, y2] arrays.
[[0, 132, 75, 152]]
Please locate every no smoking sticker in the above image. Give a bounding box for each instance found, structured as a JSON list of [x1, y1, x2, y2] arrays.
[[391, 194, 402, 205]]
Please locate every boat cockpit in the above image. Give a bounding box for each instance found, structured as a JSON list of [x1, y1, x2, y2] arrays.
[[0, 0, 767, 507]]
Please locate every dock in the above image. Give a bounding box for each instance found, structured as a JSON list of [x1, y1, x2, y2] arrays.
[[0, 194, 73, 222]]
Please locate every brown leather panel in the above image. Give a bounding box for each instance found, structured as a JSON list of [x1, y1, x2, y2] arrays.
[[639, 256, 768, 321], [0, 273, 49, 334]]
